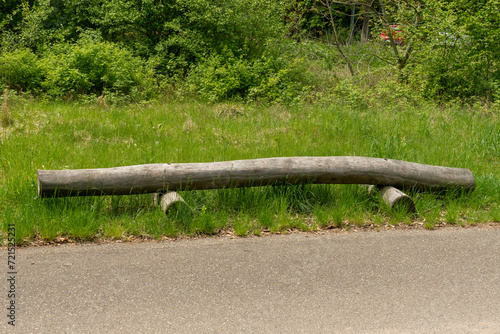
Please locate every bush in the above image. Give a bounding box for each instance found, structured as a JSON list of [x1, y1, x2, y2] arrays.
[[0, 48, 43, 92], [398, 0, 500, 102], [185, 49, 314, 103], [15, 0, 285, 78], [185, 54, 257, 102], [407, 39, 499, 102], [248, 56, 314, 103], [40, 39, 155, 99]]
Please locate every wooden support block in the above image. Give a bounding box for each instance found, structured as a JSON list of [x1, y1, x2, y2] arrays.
[[380, 186, 415, 212], [367, 185, 415, 213], [153, 192, 189, 214]]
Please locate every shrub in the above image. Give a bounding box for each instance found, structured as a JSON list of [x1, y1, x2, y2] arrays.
[[0, 48, 43, 92], [248, 56, 313, 103], [406, 40, 499, 102], [185, 49, 314, 103], [398, 0, 500, 102], [185, 54, 257, 102], [40, 39, 155, 99], [24, 0, 285, 78]]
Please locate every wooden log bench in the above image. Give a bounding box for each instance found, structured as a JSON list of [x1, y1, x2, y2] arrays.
[[37, 156, 475, 213]]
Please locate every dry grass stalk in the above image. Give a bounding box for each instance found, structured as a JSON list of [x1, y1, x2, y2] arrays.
[[1, 89, 13, 127]]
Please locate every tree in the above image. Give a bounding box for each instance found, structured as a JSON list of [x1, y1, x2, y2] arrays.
[[360, 1, 371, 44], [412, 0, 500, 100], [313, 0, 430, 81], [314, 0, 357, 76]]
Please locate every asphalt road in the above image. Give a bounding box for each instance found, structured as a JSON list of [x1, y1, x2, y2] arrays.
[[3, 227, 500, 333]]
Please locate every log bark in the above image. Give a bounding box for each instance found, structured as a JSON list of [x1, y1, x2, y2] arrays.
[[37, 156, 475, 198]]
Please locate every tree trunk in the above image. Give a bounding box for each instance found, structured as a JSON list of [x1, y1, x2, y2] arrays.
[[37, 156, 475, 198], [361, 4, 370, 44]]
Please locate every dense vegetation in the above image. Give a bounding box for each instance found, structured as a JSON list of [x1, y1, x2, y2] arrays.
[[1, 0, 499, 103]]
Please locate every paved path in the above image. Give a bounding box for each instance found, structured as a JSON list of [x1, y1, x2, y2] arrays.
[[3, 227, 500, 333]]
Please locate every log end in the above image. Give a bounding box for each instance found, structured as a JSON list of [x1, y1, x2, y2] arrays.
[[391, 194, 416, 213], [154, 192, 190, 214], [380, 186, 416, 213]]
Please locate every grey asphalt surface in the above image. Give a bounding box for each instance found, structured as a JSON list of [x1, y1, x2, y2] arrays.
[[3, 227, 500, 333]]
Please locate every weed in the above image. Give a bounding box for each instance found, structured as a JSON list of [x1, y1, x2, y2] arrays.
[[444, 206, 459, 225], [332, 207, 344, 228], [487, 204, 500, 222], [258, 207, 274, 229], [424, 221, 435, 230], [313, 206, 331, 228], [233, 214, 251, 236]]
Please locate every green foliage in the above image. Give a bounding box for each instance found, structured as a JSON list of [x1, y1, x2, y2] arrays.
[[0, 0, 289, 100], [3, 0, 285, 75], [185, 54, 259, 102], [149, 0, 285, 76], [0, 48, 43, 91], [0, 0, 29, 32], [186, 49, 314, 103], [0, 0, 58, 52], [371, 0, 500, 102], [1, 0, 500, 103], [331, 80, 367, 108], [283, 0, 329, 39], [39, 38, 154, 98]]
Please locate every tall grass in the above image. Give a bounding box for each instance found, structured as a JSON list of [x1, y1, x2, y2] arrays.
[[0, 96, 498, 244]]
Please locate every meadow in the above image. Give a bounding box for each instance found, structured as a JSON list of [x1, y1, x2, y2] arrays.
[[1, 94, 499, 245]]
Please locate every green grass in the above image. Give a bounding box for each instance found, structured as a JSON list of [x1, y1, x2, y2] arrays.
[[0, 97, 499, 245]]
